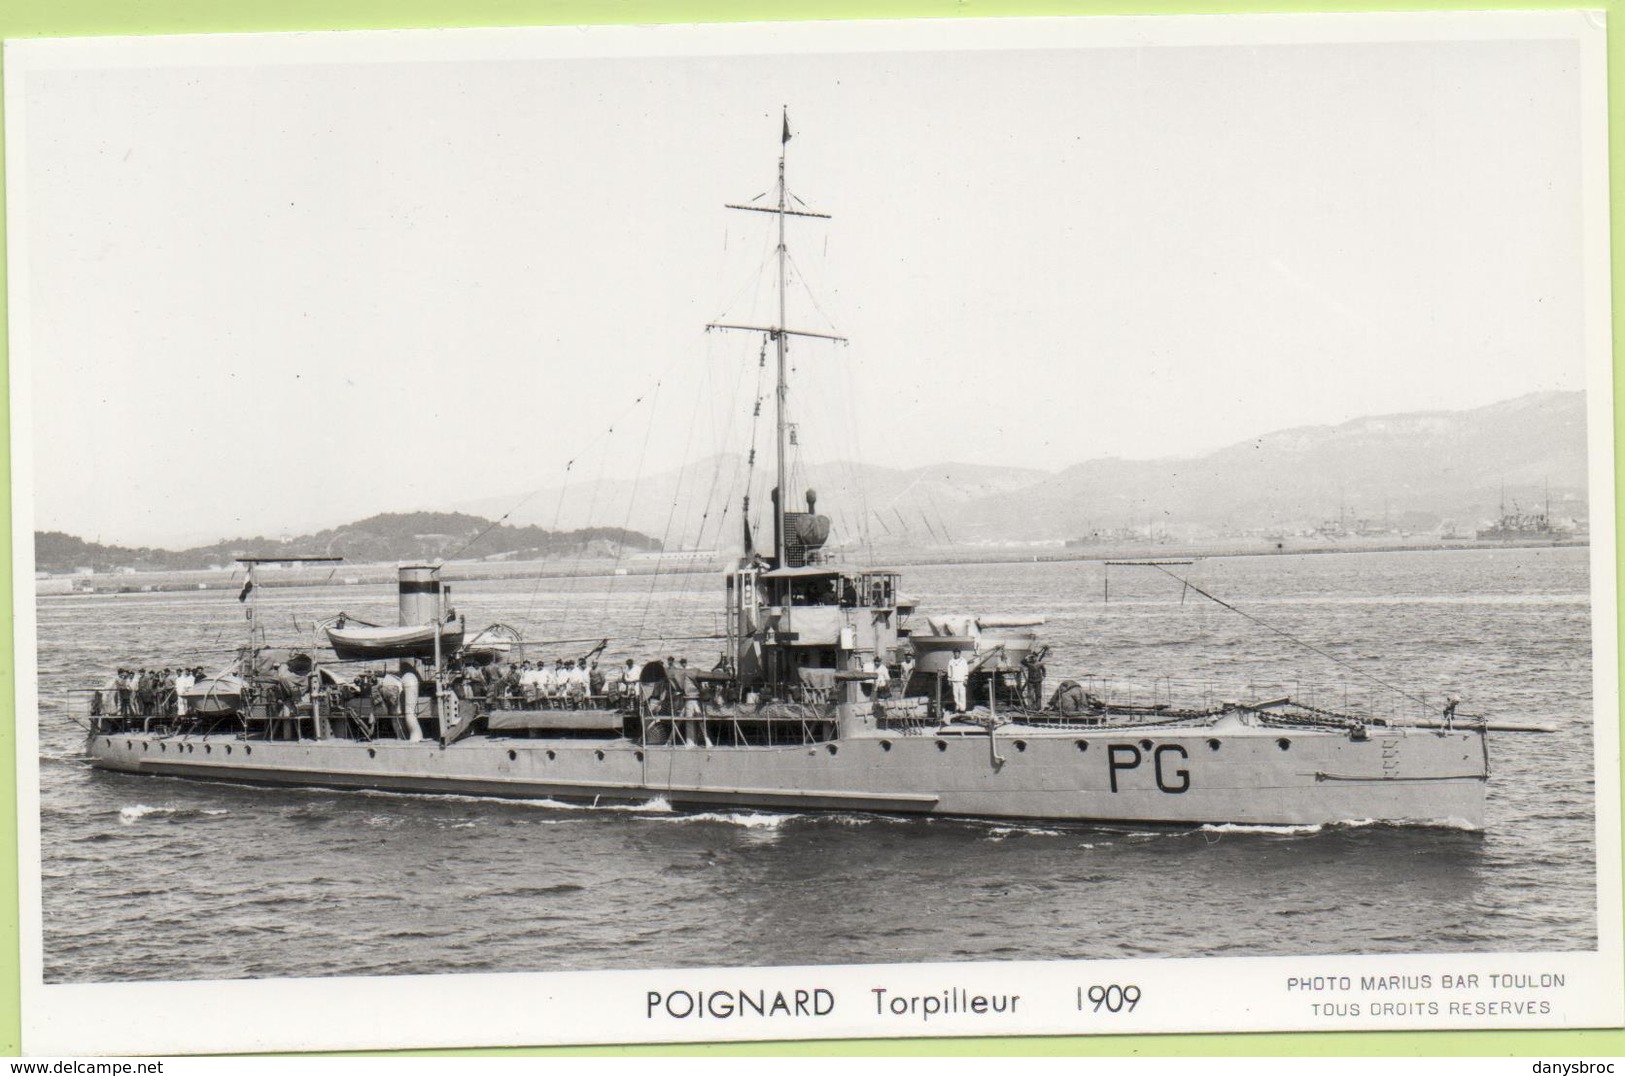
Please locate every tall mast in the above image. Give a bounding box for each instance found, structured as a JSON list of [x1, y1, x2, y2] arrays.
[[707, 109, 846, 567], [774, 114, 790, 566]]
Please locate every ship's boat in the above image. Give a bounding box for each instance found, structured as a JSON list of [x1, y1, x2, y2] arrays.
[[326, 622, 464, 661], [69, 116, 1535, 829], [180, 673, 248, 715]]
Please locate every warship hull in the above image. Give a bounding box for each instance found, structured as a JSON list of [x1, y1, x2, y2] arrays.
[[85, 713, 1488, 827]]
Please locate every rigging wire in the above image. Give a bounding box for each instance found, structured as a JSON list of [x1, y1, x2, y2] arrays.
[[633, 366, 710, 643], [1145, 563, 1430, 707]]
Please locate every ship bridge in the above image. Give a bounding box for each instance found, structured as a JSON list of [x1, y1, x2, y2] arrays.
[[727, 563, 912, 695]]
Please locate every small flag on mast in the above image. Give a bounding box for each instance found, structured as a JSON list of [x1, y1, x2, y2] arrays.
[[238, 578, 254, 602], [782, 111, 791, 145]]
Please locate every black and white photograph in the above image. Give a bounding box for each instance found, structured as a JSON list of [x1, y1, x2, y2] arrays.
[[6, 11, 1620, 1054]]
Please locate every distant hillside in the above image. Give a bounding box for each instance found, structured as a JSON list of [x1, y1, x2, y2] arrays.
[[456, 392, 1589, 548], [34, 512, 662, 574], [455, 455, 1051, 551], [951, 391, 1588, 541]]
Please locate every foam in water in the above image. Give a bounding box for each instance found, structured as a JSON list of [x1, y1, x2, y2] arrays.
[[1201, 822, 1325, 836], [654, 811, 791, 829], [118, 804, 171, 824], [987, 825, 1065, 839]]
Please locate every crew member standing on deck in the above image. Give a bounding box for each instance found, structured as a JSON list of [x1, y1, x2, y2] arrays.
[[174, 667, 193, 717], [947, 650, 969, 713], [1021, 649, 1047, 710], [620, 658, 640, 706], [114, 669, 131, 718], [677, 657, 706, 747], [871, 656, 891, 700]]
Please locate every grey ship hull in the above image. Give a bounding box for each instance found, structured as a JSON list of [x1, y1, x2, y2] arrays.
[[86, 711, 1488, 828]]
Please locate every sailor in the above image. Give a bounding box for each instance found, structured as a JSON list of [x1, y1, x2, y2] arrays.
[[677, 657, 706, 747], [900, 655, 916, 696], [565, 659, 588, 702], [871, 656, 891, 699], [116, 669, 133, 717], [521, 661, 544, 706], [174, 667, 194, 717], [136, 669, 154, 717], [161, 668, 178, 717], [480, 660, 501, 704], [588, 661, 605, 700], [1021, 650, 1047, 709], [501, 663, 523, 710], [619, 658, 640, 706], [947, 650, 969, 713], [663, 657, 681, 716]]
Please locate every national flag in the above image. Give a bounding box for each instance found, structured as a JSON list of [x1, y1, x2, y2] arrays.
[[782, 112, 791, 145], [238, 579, 254, 602], [743, 514, 755, 558]]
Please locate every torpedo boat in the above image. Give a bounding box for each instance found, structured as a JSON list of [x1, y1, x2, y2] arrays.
[[73, 118, 1506, 829]]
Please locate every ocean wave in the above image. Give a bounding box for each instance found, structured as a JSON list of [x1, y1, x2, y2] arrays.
[[1199, 816, 1482, 836], [349, 787, 675, 813], [986, 825, 1064, 839], [652, 811, 791, 829], [118, 804, 228, 825], [1201, 822, 1325, 836]]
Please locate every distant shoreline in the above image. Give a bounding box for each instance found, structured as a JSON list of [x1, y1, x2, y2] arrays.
[[33, 537, 1589, 596]]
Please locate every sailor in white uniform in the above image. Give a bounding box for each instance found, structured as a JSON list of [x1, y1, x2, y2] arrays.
[[947, 651, 969, 712]]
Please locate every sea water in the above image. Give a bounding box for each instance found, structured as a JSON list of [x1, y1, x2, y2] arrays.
[[33, 547, 1597, 982]]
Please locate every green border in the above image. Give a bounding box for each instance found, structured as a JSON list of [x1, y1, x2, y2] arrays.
[[1, 0, 1620, 1060]]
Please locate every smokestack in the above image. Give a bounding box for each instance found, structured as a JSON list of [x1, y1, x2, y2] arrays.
[[398, 565, 442, 626]]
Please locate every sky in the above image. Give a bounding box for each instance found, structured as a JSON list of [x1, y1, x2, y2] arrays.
[[7, 15, 1600, 547]]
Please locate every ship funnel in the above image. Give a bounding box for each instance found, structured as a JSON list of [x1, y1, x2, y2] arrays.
[[398, 565, 443, 627]]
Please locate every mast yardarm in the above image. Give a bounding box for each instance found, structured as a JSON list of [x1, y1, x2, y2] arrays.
[[706, 108, 846, 567]]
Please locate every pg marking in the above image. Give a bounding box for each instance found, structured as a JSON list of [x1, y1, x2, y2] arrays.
[[1106, 743, 1190, 793]]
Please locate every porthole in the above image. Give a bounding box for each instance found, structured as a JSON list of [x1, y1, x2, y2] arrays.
[[159, 743, 166, 752], [225, 746, 232, 756], [1277, 738, 1291, 751], [595, 750, 605, 761], [1139, 739, 1154, 752], [142, 742, 149, 752], [244, 746, 252, 756], [635, 751, 644, 762], [507, 750, 517, 761], [880, 740, 892, 752], [935, 740, 948, 752], [546, 750, 556, 761], [367, 748, 377, 759], [204, 745, 212, 754], [1075, 740, 1089, 752], [826, 744, 838, 756], [1207, 739, 1221, 752], [1013, 740, 1027, 753], [126, 741, 133, 750]]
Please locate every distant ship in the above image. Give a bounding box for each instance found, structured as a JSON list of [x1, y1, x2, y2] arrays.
[[1476, 487, 1573, 542], [70, 116, 1516, 828]]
